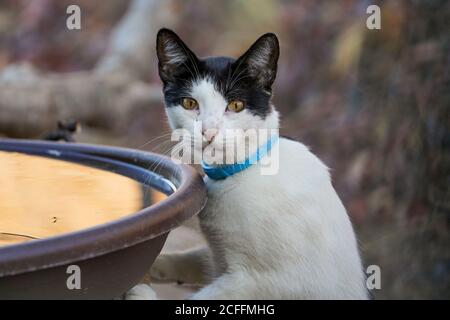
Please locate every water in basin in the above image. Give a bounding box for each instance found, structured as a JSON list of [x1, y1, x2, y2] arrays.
[[0, 151, 166, 247]]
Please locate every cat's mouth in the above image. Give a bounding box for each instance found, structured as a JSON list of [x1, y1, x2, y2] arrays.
[[201, 133, 222, 150], [201, 139, 224, 153], [201, 137, 212, 148], [202, 138, 223, 149]]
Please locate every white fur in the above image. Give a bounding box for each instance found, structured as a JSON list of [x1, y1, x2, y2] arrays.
[[194, 138, 367, 299], [125, 283, 157, 300], [130, 76, 367, 299]]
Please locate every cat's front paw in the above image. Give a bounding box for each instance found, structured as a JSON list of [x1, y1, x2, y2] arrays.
[[150, 254, 183, 284], [125, 284, 157, 300]]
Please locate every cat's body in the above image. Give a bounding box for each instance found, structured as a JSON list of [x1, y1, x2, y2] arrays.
[[195, 137, 367, 299], [126, 29, 367, 300]]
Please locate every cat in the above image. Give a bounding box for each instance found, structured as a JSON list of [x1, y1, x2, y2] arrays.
[[126, 28, 368, 300]]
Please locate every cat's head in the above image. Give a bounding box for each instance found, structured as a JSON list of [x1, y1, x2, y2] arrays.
[[156, 28, 280, 164]]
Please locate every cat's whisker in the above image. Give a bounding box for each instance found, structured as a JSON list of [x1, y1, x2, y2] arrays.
[[228, 72, 251, 91], [181, 61, 197, 82], [226, 55, 246, 91], [151, 142, 184, 174], [225, 63, 233, 93], [152, 139, 176, 152], [142, 143, 182, 202], [187, 50, 201, 81], [135, 132, 173, 150]]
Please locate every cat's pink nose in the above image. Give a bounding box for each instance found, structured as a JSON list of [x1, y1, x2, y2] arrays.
[[203, 128, 218, 142]]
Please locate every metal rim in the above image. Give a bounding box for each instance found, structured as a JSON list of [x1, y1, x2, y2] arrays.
[[0, 139, 207, 277]]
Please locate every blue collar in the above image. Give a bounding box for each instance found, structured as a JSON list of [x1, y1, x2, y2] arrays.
[[201, 135, 278, 180]]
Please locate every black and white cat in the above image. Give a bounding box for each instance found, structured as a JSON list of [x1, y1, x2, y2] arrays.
[[127, 29, 367, 299]]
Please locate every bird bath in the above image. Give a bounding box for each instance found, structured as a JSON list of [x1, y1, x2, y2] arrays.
[[0, 139, 206, 299]]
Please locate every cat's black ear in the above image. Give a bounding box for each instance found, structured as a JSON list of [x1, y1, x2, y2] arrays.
[[156, 28, 198, 83], [235, 33, 279, 89]]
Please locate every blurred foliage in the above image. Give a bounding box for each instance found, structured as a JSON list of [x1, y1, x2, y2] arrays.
[[0, 0, 449, 299]]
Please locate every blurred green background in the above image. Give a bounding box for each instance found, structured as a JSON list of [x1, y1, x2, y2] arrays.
[[0, 0, 449, 299]]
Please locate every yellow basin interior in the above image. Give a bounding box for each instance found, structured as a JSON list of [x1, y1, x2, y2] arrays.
[[0, 151, 165, 247]]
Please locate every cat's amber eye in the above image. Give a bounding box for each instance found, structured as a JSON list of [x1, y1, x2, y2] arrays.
[[182, 98, 198, 110], [227, 100, 245, 113]]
